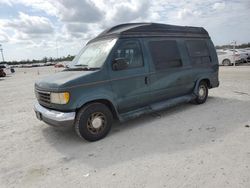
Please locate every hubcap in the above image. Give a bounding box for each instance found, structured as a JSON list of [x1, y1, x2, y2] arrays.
[[87, 112, 106, 134], [92, 117, 103, 129], [223, 60, 230, 66], [198, 85, 206, 99]]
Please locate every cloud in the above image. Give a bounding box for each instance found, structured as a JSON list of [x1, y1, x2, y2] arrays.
[[0, 0, 59, 16], [177, 8, 201, 19], [212, 2, 225, 10], [64, 23, 89, 35], [55, 0, 103, 23], [0, 0, 12, 6], [0, 31, 9, 42], [5, 12, 54, 35], [3, 0, 103, 23], [107, 0, 150, 23]]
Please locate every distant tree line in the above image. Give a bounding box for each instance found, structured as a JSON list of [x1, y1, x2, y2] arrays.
[[0, 54, 75, 65], [215, 42, 250, 49]]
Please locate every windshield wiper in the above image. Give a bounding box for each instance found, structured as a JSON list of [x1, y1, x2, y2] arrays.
[[64, 66, 100, 71], [74, 64, 89, 67]]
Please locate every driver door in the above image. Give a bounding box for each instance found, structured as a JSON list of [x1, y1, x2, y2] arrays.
[[109, 39, 150, 114]]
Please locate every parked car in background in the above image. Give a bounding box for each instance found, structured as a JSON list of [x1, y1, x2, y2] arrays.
[[229, 49, 248, 63], [238, 48, 250, 62], [54, 61, 70, 68], [0, 68, 6, 77], [216, 50, 241, 66], [243, 48, 250, 54], [54, 62, 65, 68], [0, 64, 15, 74], [44, 62, 56, 66]]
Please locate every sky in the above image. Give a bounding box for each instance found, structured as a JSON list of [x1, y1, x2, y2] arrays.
[[0, 0, 250, 61]]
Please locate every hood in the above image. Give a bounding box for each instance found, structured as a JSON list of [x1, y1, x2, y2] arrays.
[[35, 70, 95, 91]]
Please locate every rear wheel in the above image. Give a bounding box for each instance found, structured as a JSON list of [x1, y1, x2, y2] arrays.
[[75, 103, 113, 141], [194, 81, 208, 104], [222, 59, 231, 66]]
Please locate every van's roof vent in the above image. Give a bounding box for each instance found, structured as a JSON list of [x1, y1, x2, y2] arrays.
[[89, 22, 209, 43]]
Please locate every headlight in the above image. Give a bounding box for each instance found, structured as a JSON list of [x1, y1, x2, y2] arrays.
[[50, 92, 70, 104]]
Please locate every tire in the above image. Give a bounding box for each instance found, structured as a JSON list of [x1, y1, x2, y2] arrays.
[[0, 72, 6, 77], [222, 59, 231, 66], [75, 103, 113, 141], [194, 81, 208, 104]]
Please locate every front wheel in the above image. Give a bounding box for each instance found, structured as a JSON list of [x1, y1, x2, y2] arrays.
[[194, 81, 208, 104], [75, 103, 113, 141]]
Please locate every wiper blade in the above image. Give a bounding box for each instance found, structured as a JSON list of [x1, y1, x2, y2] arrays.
[[74, 64, 88, 67], [86, 67, 100, 70], [64, 67, 100, 71]]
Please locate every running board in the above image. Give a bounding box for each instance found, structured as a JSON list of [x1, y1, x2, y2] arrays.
[[119, 94, 195, 122], [150, 94, 194, 111]]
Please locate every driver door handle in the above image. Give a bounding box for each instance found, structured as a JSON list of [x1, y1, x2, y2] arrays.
[[145, 76, 148, 85]]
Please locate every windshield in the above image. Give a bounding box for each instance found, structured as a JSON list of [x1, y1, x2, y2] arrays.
[[70, 38, 117, 69]]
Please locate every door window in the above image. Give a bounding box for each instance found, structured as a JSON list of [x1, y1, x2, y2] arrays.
[[113, 40, 143, 69]]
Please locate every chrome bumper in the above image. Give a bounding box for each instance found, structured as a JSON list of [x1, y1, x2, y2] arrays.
[[34, 102, 75, 127]]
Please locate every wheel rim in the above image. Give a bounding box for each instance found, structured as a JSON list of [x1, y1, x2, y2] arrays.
[[223, 60, 230, 66], [198, 85, 206, 99], [86, 112, 106, 134]]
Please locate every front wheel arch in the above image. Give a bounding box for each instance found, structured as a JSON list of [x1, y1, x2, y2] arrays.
[[75, 102, 113, 141], [76, 99, 119, 120]]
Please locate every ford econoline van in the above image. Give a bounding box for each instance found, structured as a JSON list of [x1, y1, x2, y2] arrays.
[[34, 23, 219, 141]]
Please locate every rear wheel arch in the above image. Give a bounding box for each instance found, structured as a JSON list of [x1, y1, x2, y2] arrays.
[[202, 79, 211, 89], [194, 78, 211, 95]]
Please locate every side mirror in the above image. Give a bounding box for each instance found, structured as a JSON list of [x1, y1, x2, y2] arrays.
[[112, 58, 129, 71]]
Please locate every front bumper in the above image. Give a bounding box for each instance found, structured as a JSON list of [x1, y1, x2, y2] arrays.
[[34, 102, 75, 127]]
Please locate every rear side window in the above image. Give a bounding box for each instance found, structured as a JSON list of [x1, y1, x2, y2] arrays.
[[148, 40, 182, 70], [186, 40, 211, 64]]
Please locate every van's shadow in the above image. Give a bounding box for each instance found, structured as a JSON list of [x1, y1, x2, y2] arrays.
[[42, 96, 250, 169]]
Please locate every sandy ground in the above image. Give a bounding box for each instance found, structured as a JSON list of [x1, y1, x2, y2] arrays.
[[0, 66, 250, 188]]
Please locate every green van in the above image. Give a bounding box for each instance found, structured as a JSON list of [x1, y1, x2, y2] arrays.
[[34, 23, 219, 141]]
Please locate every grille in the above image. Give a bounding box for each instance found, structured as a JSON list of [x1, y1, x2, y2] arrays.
[[36, 90, 51, 106]]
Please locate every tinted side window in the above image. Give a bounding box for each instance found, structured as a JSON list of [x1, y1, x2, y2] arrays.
[[114, 41, 143, 69], [186, 40, 211, 64], [148, 40, 182, 70]]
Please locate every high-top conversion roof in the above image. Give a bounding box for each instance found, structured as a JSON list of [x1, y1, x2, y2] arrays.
[[89, 23, 209, 43]]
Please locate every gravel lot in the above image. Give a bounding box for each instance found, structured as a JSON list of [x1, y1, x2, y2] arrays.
[[0, 66, 250, 188]]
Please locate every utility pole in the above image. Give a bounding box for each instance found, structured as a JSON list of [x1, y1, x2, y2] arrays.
[[56, 39, 59, 60], [0, 44, 5, 62], [232, 41, 236, 66]]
